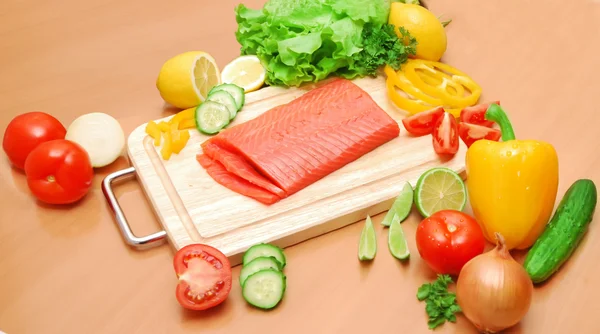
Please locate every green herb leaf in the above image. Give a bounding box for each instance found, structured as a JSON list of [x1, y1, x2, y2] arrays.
[[428, 317, 446, 329], [417, 284, 431, 300], [417, 275, 462, 330]]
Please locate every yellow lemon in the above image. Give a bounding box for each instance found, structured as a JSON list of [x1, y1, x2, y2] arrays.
[[156, 51, 221, 109], [389, 3, 447, 62], [221, 55, 266, 93]]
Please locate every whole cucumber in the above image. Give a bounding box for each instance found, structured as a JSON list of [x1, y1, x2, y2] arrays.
[[524, 179, 597, 284]]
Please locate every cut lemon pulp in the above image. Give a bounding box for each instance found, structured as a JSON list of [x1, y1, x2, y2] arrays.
[[156, 51, 221, 109], [221, 55, 266, 93]]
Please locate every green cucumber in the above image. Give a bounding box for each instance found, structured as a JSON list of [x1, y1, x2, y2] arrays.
[[242, 243, 286, 269], [194, 101, 230, 135], [239, 256, 281, 287], [206, 90, 238, 120], [242, 269, 286, 310], [524, 179, 597, 284], [209, 83, 245, 111]]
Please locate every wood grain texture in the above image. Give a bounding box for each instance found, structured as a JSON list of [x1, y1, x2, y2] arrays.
[[1, 0, 599, 333], [128, 75, 467, 265]]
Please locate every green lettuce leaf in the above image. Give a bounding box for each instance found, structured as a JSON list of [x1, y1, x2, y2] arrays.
[[234, 0, 416, 87]]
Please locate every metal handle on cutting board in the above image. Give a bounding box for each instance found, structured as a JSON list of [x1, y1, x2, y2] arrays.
[[101, 167, 167, 250]]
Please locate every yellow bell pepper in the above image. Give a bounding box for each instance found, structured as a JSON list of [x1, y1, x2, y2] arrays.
[[466, 104, 559, 250], [145, 121, 162, 146], [145, 108, 194, 160], [172, 129, 190, 154], [178, 118, 196, 130], [160, 129, 173, 160], [169, 107, 195, 125]]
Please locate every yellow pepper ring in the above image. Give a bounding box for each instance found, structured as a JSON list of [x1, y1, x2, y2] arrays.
[[386, 77, 433, 115], [412, 65, 466, 98], [403, 61, 464, 105], [384, 66, 445, 106], [403, 60, 481, 107]]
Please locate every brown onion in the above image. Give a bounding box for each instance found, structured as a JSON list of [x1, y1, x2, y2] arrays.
[[456, 232, 533, 333]]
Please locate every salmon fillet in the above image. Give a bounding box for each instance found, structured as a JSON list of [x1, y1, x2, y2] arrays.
[[198, 78, 400, 204], [196, 154, 280, 205]]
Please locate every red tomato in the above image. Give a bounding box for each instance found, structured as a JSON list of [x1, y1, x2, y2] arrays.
[[2, 112, 67, 169], [401, 107, 445, 136], [458, 122, 502, 147], [459, 101, 500, 128], [24, 140, 93, 204], [173, 244, 232, 311], [432, 112, 459, 156], [416, 210, 486, 275]]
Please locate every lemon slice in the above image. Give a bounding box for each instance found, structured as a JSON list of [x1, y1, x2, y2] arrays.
[[156, 51, 221, 109], [221, 55, 266, 93]]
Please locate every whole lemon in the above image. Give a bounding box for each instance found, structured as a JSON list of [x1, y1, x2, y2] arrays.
[[389, 3, 447, 62]]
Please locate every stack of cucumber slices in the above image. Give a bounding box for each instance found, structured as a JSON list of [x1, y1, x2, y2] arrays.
[[240, 243, 287, 310], [195, 83, 246, 135]]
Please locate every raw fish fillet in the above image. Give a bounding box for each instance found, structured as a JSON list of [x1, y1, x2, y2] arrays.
[[197, 78, 400, 204], [197, 155, 280, 205]]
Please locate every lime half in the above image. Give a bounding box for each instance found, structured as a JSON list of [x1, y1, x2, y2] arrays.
[[358, 216, 377, 261], [381, 181, 414, 226], [414, 167, 466, 217], [388, 213, 410, 260]]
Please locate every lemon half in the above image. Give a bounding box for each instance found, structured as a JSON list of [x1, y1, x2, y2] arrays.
[[156, 51, 221, 109]]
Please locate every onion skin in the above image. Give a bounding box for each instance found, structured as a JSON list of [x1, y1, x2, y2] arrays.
[[456, 232, 533, 333]]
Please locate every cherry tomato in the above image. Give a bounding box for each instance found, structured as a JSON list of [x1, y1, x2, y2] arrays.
[[3, 111, 67, 169], [458, 122, 502, 148], [24, 139, 93, 204], [173, 244, 232, 311], [459, 101, 500, 128], [432, 111, 459, 156], [416, 210, 485, 275], [401, 107, 445, 136]]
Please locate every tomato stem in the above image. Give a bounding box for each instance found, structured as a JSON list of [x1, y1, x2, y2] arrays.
[[47, 175, 56, 182], [485, 104, 516, 141]]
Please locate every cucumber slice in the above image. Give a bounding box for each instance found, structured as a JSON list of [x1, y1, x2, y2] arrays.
[[209, 83, 245, 111], [242, 269, 286, 310], [242, 243, 286, 269], [194, 101, 230, 135], [206, 90, 238, 120], [239, 256, 281, 287]]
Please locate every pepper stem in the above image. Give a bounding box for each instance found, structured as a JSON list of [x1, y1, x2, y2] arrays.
[[485, 104, 516, 141]]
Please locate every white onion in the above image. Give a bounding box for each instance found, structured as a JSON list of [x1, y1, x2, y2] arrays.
[[66, 112, 125, 168]]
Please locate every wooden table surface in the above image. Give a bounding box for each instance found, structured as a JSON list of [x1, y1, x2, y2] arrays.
[[1, 0, 599, 333]]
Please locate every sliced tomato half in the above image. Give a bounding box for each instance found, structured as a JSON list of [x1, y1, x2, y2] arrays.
[[401, 107, 445, 136], [459, 101, 500, 127], [458, 122, 502, 147], [432, 111, 459, 156], [173, 244, 232, 311]]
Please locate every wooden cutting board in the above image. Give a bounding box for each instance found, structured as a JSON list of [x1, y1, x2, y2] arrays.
[[127, 75, 467, 265]]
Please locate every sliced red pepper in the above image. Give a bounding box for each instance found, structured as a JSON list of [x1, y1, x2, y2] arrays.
[[458, 122, 502, 148], [460, 101, 500, 127], [432, 111, 459, 156], [401, 107, 445, 136]]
